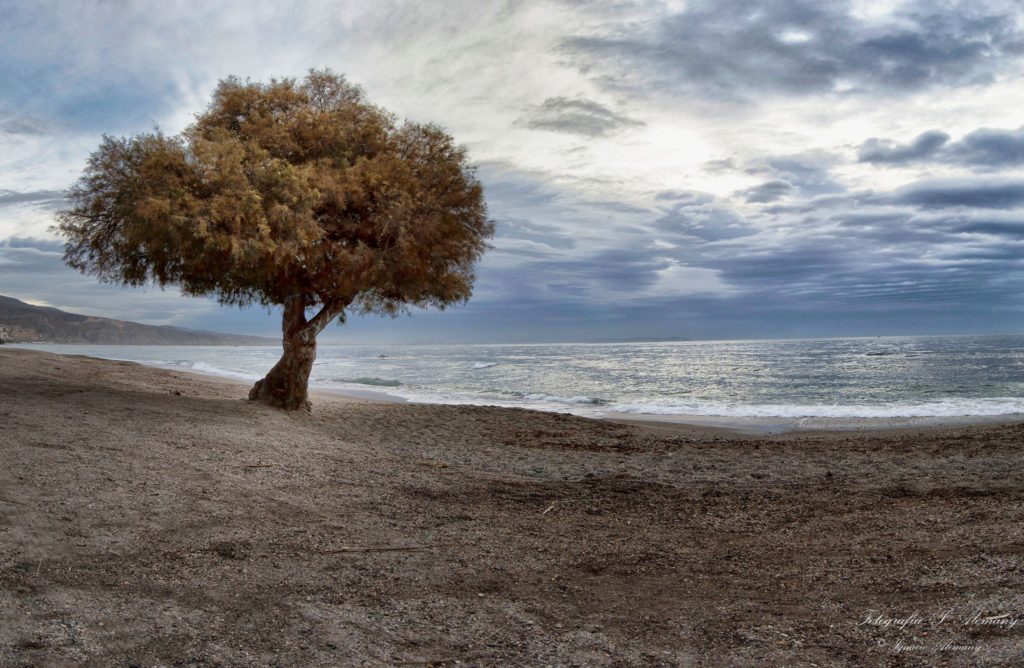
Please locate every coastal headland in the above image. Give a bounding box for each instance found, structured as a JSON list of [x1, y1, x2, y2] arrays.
[[1, 348, 1021, 665]]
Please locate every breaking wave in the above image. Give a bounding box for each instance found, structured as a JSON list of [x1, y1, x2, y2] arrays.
[[610, 398, 1024, 418], [341, 377, 402, 387], [522, 393, 608, 406]]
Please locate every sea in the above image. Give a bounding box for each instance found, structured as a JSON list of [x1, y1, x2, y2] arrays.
[[13, 334, 1024, 421]]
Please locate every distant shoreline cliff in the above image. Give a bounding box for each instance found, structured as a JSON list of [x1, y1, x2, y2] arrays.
[[0, 295, 275, 345]]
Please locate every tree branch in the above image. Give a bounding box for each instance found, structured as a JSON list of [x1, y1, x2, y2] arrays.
[[305, 296, 351, 335]]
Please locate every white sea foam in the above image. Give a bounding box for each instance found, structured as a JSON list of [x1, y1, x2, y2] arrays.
[[473, 362, 499, 369], [105, 357, 262, 382], [340, 377, 402, 387], [610, 398, 1024, 418], [522, 393, 607, 405], [188, 361, 261, 381]]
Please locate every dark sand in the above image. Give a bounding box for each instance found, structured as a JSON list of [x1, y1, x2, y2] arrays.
[[1, 348, 1022, 666]]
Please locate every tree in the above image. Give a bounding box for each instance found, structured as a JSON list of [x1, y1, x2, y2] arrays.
[[57, 70, 493, 410]]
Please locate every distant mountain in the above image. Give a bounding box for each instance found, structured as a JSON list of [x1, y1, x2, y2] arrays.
[[0, 295, 276, 345]]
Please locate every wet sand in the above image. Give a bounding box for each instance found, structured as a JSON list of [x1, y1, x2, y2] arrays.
[[609, 412, 1024, 437], [1, 347, 1022, 666]]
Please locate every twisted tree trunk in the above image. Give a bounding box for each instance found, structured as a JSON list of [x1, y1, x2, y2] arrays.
[[249, 295, 346, 411]]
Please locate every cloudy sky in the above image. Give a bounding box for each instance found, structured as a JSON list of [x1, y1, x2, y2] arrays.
[[3, 0, 1024, 342]]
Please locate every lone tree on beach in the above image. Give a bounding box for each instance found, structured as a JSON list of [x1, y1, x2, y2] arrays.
[[57, 70, 492, 410]]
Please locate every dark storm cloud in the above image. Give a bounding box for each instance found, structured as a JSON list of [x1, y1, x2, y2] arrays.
[[490, 242, 726, 308], [0, 236, 65, 271], [477, 163, 564, 210], [0, 117, 50, 135], [743, 153, 845, 197], [650, 162, 1024, 335], [752, 180, 1024, 315], [950, 220, 1024, 237], [0, 189, 66, 209], [739, 179, 793, 203], [701, 216, 1024, 316], [557, 247, 667, 291], [476, 162, 1024, 334], [857, 130, 951, 164], [703, 237, 854, 290], [654, 194, 755, 241], [445, 179, 1024, 342], [894, 178, 1024, 208], [2, 236, 64, 252], [860, 125, 1024, 167], [494, 217, 577, 250], [760, 190, 880, 215], [951, 126, 1024, 166], [519, 97, 644, 137], [561, 0, 1024, 100], [654, 190, 714, 204]]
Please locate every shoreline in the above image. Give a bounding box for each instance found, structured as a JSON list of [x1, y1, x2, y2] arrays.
[[142, 359, 414, 405], [607, 410, 1024, 436], [22, 346, 1023, 435]]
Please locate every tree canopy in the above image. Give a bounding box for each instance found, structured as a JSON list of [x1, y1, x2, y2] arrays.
[[58, 70, 493, 409]]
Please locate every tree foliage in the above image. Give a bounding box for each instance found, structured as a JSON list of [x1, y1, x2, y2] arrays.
[[58, 69, 492, 316], [57, 70, 493, 409]]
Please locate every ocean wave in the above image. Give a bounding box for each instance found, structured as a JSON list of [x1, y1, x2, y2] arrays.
[[118, 358, 262, 382], [109, 357, 177, 367], [522, 393, 608, 405], [342, 377, 402, 387], [473, 362, 499, 369], [609, 398, 1024, 418], [188, 361, 262, 381]]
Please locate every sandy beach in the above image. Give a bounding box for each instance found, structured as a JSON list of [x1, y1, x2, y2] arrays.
[[1, 347, 1023, 666]]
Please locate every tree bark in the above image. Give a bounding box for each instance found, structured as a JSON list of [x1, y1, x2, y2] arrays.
[[248, 296, 344, 411]]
